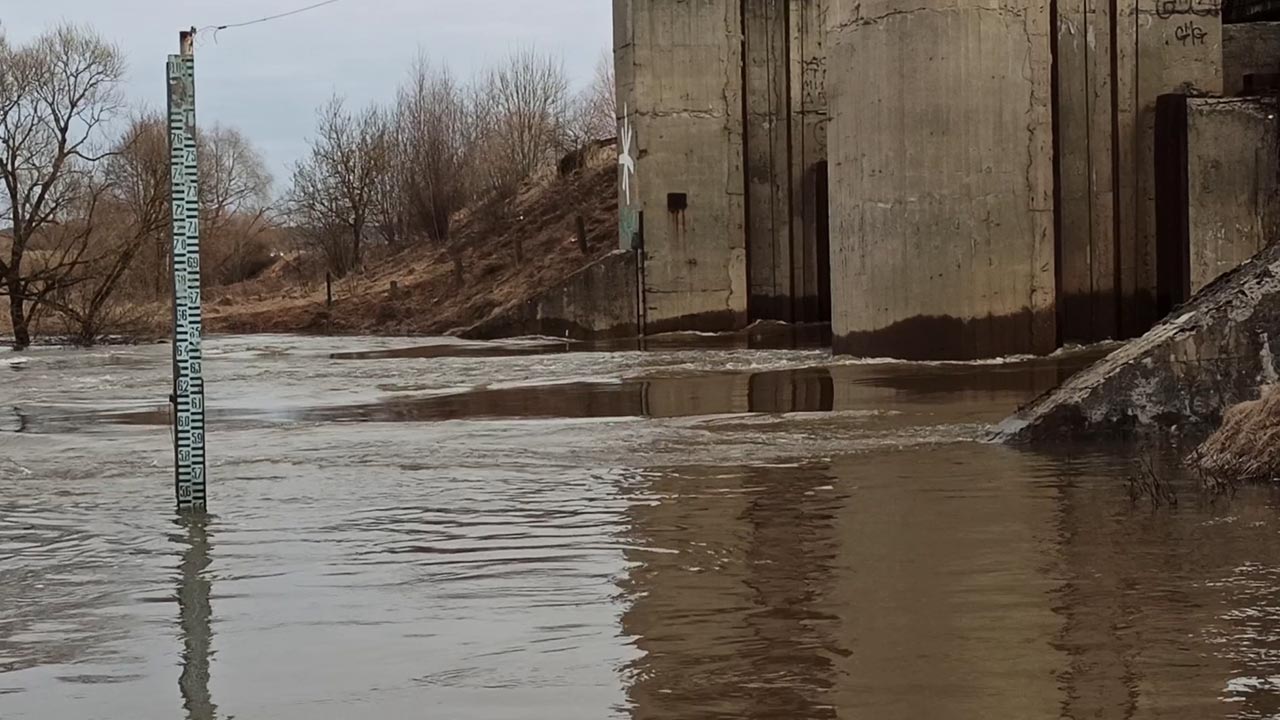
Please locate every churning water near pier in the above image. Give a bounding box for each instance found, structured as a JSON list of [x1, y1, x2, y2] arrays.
[[2, 334, 1280, 719]]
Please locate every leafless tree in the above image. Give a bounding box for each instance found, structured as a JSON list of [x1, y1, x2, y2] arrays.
[[46, 116, 171, 343], [199, 125, 274, 284], [92, 114, 174, 298], [45, 115, 275, 344], [201, 125, 272, 240], [566, 51, 617, 148], [371, 112, 410, 249], [76, 114, 274, 306], [0, 23, 126, 349], [288, 96, 389, 275], [392, 56, 477, 244], [475, 48, 571, 203]]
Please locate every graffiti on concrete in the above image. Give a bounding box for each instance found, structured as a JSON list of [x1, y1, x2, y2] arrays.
[[801, 58, 826, 108], [1155, 0, 1220, 19], [1175, 20, 1209, 44]]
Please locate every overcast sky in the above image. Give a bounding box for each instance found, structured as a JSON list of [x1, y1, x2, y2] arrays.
[[4, 0, 613, 187]]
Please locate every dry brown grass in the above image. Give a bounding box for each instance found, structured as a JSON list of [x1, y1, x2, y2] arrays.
[[207, 144, 618, 337], [1196, 386, 1280, 484], [2, 145, 618, 346]]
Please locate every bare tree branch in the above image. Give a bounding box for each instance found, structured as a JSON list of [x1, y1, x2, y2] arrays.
[[288, 96, 389, 275], [0, 23, 124, 348]]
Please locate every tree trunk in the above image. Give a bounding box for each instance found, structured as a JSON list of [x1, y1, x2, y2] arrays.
[[155, 239, 165, 298], [8, 281, 30, 350], [352, 220, 363, 272]]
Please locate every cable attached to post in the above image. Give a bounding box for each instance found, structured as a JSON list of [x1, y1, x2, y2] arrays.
[[197, 0, 344, 43]]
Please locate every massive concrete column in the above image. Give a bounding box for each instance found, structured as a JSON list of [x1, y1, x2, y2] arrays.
[[828, 0, 1058, 360], [615, 0, 750, 334]]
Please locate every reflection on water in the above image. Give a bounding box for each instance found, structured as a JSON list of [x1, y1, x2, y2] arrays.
[[620, 463, 843, 720], [313, 367, 840, 423], [619, 450, 1280, 720], [2, 335, 1280, 719], [329, 341, 572, 361], [326, 322, 833, 362], [175, 516, 216, 720], [17, 351, 1098, 429]]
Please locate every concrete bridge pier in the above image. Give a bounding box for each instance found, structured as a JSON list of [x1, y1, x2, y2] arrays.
[[827, 0, 1059, 360], [613, 0, 1228, 359], [614, 0, 830, 335], [615, 0, 750, 335]]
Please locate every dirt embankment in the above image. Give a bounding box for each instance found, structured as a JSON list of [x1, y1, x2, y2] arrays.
[[207, 148, 619, 338]]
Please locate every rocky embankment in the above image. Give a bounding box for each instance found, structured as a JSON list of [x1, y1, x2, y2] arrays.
[[996, 241, 1280, 443]]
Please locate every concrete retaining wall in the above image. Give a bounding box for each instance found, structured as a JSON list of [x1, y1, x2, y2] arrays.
[[461, 251, 640, 341], [1133, 1, 1224, 331], [744, 0, 793, 320], [828, 0, 1057, 360]]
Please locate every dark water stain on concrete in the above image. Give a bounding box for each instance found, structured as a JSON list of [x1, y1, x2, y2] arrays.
[[833, 308, 1059, 361]]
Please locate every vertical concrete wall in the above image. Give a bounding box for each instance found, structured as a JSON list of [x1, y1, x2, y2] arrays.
[[744, 0, 794, 320], [1110, 0, 1144, 338], [1054, 0, 1119, 342], [461, 250, 641, 340], [1130, 0, 1223, 330], [1224, 21, 1280, 95], [1054, 0, 1223, 341], [1187, 97, 1280, 292], [790, 0, 831, 321], [828, 0, 1058, 360], [743, 0, 830, 322], [615, 0, 749, 334]]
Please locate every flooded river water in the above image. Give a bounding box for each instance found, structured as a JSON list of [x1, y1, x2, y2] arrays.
[[2, 333, 1280, 719]]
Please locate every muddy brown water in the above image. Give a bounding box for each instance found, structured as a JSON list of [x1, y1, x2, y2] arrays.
[[2, 334, 1279, 720]]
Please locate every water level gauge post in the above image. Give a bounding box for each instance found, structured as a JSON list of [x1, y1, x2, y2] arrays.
[[168, 27, 208, 513]]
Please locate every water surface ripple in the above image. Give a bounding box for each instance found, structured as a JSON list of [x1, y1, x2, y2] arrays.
[[1, 335, 1278, 719]]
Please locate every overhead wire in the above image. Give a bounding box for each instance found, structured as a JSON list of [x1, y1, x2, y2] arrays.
[[195, 0, 343, 44]]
